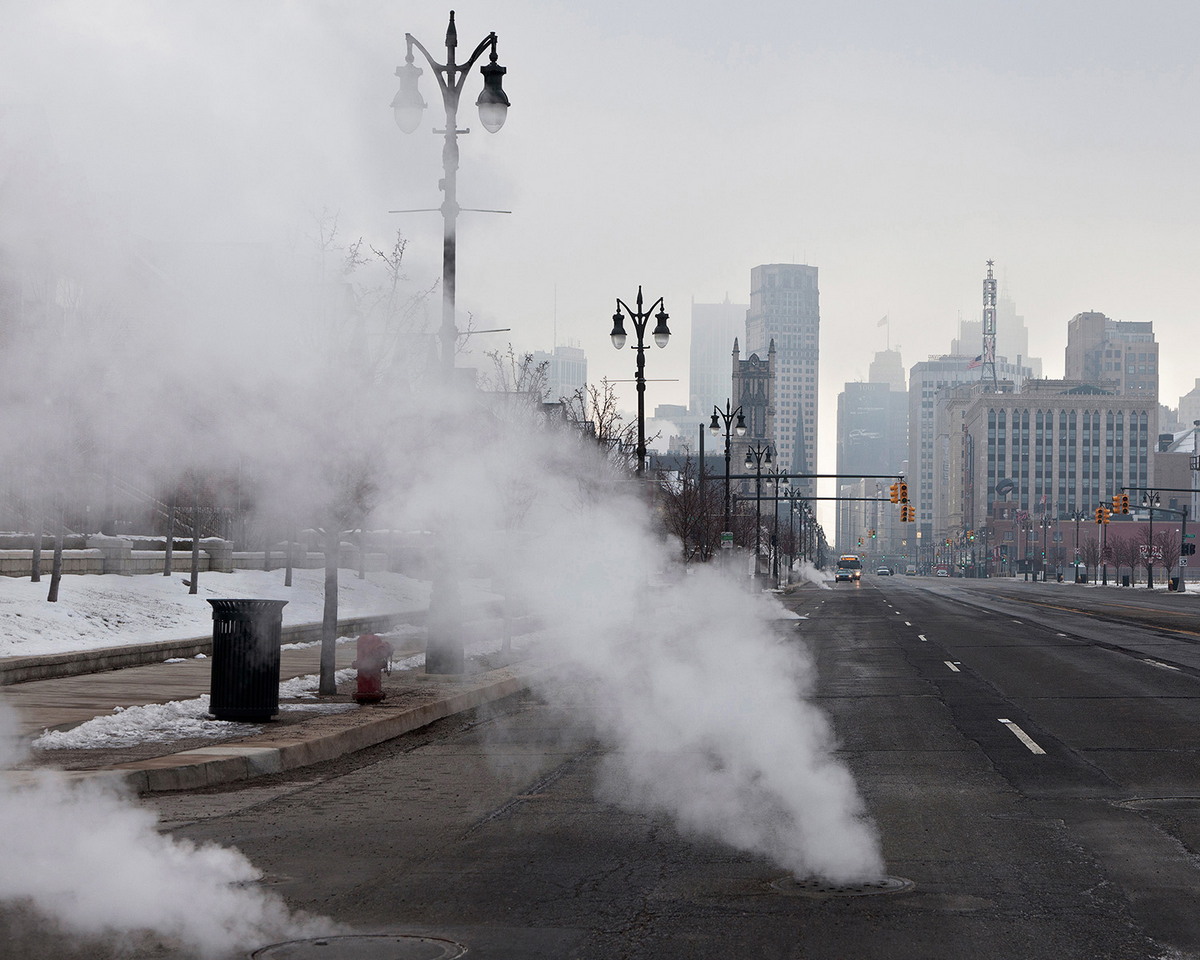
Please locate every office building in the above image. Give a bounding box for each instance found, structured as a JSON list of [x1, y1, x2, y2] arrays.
[[745, 264, 820, 494], [835, 349, 908, 557], [530, 344, 587, 404], [689, 297, 747, 420], [1064, 312, 1158, 399]]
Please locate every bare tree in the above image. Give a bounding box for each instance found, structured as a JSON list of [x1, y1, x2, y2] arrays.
[[1112, 535, 1138, 586], [1081, 539, 1101, 582], [1156, 529, 1181, 584], [656, 455, 723, 563]]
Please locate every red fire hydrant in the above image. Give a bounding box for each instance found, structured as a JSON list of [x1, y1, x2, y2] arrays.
[[352, 633, 394, 704]]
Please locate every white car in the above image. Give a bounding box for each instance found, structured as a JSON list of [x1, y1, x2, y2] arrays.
[[936, 569, 949, 577], [876, 567, 892, 576]]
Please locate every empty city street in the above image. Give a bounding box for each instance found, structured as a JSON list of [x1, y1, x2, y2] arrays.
[[37, 579, 1182, 960]]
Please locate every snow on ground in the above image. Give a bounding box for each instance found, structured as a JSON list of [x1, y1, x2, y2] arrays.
[[0, 568, 436, 658]]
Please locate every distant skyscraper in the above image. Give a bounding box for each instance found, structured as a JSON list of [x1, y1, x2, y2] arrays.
[[950, 288, 1043, 378], [745, 264, 819, 493], [836, 349, 908, 555], [1064, 312, 1158, 399], [531, 344, 587, 403], [689, 297, 747, 418]]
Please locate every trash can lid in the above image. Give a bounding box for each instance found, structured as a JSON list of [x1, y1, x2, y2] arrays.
[[207, 598, 289, 619]]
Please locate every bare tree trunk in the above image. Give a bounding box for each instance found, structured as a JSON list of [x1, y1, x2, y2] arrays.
[[285, 523, 295, 587], [163, 492, 176, 576], [30, 506, 43, 583], [319, 525, 339, 695], [189, 479, 201, 596], [47, 506, 65, 603]]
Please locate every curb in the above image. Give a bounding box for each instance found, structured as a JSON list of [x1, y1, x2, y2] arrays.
[[5, 665, 535, 794]]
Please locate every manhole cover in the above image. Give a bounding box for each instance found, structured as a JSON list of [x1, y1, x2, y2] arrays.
[[251, 935, 467, 959], [770, 875, 914, 897]]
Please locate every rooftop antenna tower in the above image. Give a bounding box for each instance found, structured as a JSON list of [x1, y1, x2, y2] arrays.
[[982, 260, 999, 391]]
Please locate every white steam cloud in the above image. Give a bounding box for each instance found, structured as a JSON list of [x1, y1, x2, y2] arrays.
[[0, 700, 328, 957], [0, 4, 882, 949]]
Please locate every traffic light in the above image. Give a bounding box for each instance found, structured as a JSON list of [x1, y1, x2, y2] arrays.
[[1112, 495, 1121, 513], [1095, 507, 1104, 524], [858, 537, 864, 547], [1121, 494, 1129, 514], [1102, 507, 1111, 524], [899, 482, 909, 503], [870, 529, 877, 539], [889, 483, 899, 503]]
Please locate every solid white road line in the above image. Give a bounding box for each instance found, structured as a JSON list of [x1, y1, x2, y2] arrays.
[[1143, 658, 1182, 671], [997, 719, 1046, 755], [944, 661, 961, 672]]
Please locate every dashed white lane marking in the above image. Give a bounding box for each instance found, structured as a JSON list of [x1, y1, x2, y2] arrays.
[[904, 621, 912, 626], [997, 719, 1046, 755], [1012, 619, 1023, 624], [1056, 633, 1067, 637], [918, 634, 928, 642], [944, 661, 961, 672], [1143, 658, 1182, 671]]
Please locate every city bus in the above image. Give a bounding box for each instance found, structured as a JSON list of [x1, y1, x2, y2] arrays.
[[835, 555, 863, 582]]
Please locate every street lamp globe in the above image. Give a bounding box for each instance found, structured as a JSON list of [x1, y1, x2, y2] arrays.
[[391, 60, 427, 133], [609, 311, 627, 350], [652, 308, 671, 348], [475, 59, 510, 133], [735, 414, 747, 437], [709, 413, 721, 436]]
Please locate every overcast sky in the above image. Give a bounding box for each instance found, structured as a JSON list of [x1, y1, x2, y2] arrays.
[[4, 1, 1199, 526]]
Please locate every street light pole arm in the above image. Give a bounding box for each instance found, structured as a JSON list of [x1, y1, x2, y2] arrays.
[[405, 31, 497, 109]]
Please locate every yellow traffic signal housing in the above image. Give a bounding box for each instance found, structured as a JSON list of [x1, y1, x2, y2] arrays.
[[889, 483, 899, 503], [1102, 507, 1111, 524], [1095, 507, 1104, 524], [1121, 494, 1129, 514], [899, 482, 909, 503], [1112, 495, 1121, 513]]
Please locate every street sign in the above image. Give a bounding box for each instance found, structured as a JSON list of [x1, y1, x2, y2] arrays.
[[1185, 533, 1196, 539], [1182, 558, 1189, 566], [721, 531, 734, 550]]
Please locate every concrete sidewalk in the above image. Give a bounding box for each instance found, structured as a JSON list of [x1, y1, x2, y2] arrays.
[[2, 628, 536, 795]]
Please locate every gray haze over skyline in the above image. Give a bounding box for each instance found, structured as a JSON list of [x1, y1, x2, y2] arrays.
[[4, 0, 1198, 531]]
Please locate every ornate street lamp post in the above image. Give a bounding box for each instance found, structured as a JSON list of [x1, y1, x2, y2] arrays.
[[1143, 490, 1161, 588], [709, 401, 747, 536], [610, 287, 670, 476], [744, 443, 773, 578], [767, 468, 789, 583], [1039, 514, 1053, 582], [392, 11, 510, 377]]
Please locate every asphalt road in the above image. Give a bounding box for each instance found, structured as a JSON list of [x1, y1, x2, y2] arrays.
[[9, 576, 1200, 959]]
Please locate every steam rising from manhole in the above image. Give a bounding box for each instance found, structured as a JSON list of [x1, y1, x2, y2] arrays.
[[770, 875, 914, 897], [251, 934, 467, 959]]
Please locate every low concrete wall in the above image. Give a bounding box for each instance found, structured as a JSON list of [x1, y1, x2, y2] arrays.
[[0, 611, 425, 685]]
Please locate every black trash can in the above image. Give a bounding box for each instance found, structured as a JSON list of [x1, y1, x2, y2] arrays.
[[208, 599, 288, 721], [1122, 575, 1130, 587]]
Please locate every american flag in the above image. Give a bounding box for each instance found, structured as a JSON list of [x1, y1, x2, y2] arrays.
[[966, 355, 983, 370]]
